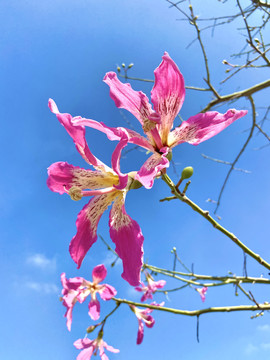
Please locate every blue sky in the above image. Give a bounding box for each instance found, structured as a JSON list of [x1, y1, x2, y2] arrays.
[[1, 1, 270, 359]]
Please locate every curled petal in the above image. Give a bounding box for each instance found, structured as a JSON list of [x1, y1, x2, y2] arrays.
[[136, 319, 144, 345], [99, 284, 117, 301], [88, 298, 101, 321], [168, 109, 248, 147], [135, 149, 170, 189], [104, 72, 153, 126], [111, 133, 129, 190], [73, 117, 155, 152], [143, 314, 155, 328], [47, 162, 119, 194], [151, 52, 185, 142], [109, 193, 144, 286], [69, 193, 118, 268], [92, 264, 107, 284], [48, 99, 108, 171]]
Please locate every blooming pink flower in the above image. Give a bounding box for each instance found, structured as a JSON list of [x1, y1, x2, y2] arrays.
[[74, 336, 119, 360], [135, 273, 166, 302], [102, 52, 248, 188], [130, 302, 163, 345], [61, 264, 117, 330], [196, 286, 208, 302], [48, 99, 144, 286]]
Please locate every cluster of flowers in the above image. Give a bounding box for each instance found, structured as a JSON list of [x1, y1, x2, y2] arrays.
[[48, 52, 246, 358], [47, 52, 247, 287], [61, 265, 167, 359]]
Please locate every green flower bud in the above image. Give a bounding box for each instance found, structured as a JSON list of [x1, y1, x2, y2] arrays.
[[117, 66, 121, 73], [121, 63, 126, 68], [128, 63, 134, 69], [86, 325, 96, 333], [181, 166, 194, 180]]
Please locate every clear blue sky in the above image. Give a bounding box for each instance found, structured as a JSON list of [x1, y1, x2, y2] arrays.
[[1, 1, 270, 359]]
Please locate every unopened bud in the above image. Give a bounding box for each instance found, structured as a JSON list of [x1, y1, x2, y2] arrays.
[[69, 186, 83, 201], [86, 325, 96, 333], [117, 66, 121, 73], [225, 69, 230, 73], [173, 247, 176, 252], [128, 63, 134, 69], [121, 63, 126, 69], [181, 166, 193, 180], [222, 60, 228, 65], [254, 38, 260, 43]]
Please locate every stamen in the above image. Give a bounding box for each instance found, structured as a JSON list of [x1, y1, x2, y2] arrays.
[[69, 186, 83, 201]]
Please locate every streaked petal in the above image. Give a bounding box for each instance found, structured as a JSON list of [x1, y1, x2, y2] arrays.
[[168, 109, 248, 147], [135, 149, 170, 189], [47, 162, 119, 194], [104, 72, 153, 126], [88, 298, 100, 320], [109, 193, 144, 286], [69, 192, 118, 268], [48, 99, 108, 171], [151, 52, 185, 142], [74, 338, 93, 350], [99, 284, 117, 300]]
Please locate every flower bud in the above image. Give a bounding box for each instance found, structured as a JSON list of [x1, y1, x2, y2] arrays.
[[181, 166, 193, 180], [117, 66, 121, 73], [86, 325, 96, 333], [121, 63, 126, 68], [128, 63, 134, 69]]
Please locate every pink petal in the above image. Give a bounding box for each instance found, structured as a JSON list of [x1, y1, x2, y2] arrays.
[[77, 348, 94, 360], [154, 280, 166, 289], [141, 292, 153, 302], [151, 52, 185, 142], [88, 298, 101, 320], [69, 193, 117, 268], [48, 99, 108, 170], [135, 149, 170, 189], [111, 133, 129, 190], [103, 72, 153, 127], [143, 314, 155, 328], [136, 319, 144, 345], [109, 194, 144, 286], [168, 109, 248, 147], [92, 264, 107, 284], [74, 338, 93, 350], [74, 117, 155, 152], [99, 284, 117, 300], [103, 341, 120, 354]]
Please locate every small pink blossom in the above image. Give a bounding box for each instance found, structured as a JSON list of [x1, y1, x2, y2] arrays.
[[61, 264, 117, 330], [74, 335, 119, 360], [135, 273, 166, 302], [48, 99, 144, 286], [196, 287, 208, 302], [130, 302, 164, 345]]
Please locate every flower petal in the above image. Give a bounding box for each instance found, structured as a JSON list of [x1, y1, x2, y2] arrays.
[[73, 117, 155, 152], [135, 149, 170, 189], [103, 341, 120, 354], [99, 284, 117, 301], [47, 162, 119, 194], [136, 319, 144, 345], [88, 298, 101, 320], [92, 264, 107, 284], [103, 72, 153, 126], [74, 338, 93, 350], [48, 99, 108, 171], [109, 193, 144, 286], [69, 192, 118, 268], [111, 133, 129, 190], [154, 280, 166, 289], [168, 109, 248, 147], [151, 52, 185, 142]]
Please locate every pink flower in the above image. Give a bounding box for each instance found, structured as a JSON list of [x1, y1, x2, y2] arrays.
[[102, 52, 248, 189], [48, 99, 144, 286], [61, 265, 117, 330], [135, 273, 166, 302], [74, 336, 119, 360], [196, 287, 208, 302], [130, 302, 163, 345]]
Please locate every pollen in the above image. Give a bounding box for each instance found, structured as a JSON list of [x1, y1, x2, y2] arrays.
[[69, 186, 83, 201]]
